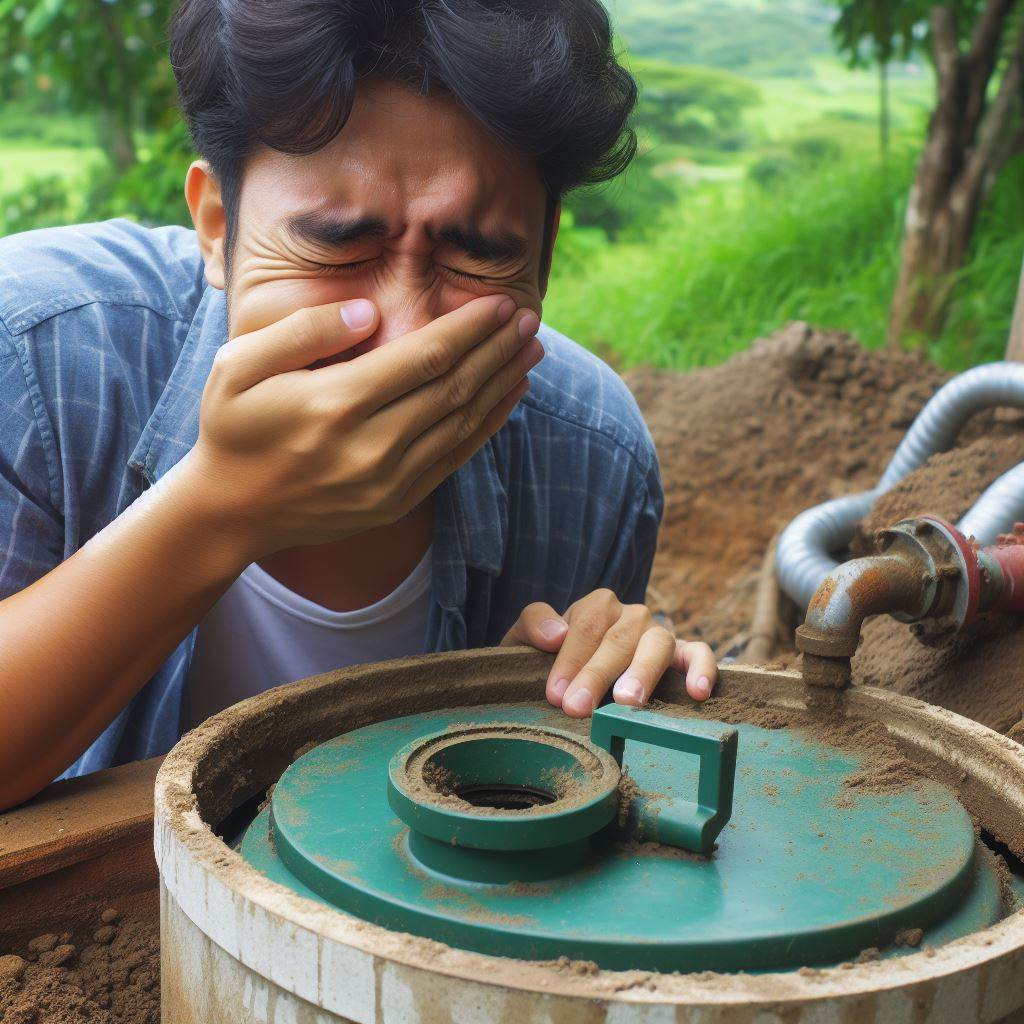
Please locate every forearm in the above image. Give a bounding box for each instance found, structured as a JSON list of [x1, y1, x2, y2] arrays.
[[0, 452, 254, 808]]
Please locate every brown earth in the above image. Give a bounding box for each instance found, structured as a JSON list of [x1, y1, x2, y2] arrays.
[[624, 321, 1024, 735], [0, 904, 158, 1024]]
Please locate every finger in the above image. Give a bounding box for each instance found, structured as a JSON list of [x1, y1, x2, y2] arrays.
[[673, 640, 718, 701], [215, 299, 379, 392], [500, 603, 569, 652], [381, 320, 543, 445], [397, 342, 539, 481], [396, 378, 529, 513], [321, 294, 525, 411], [611, 626, 677, 707], [545, 591, 623, 713]]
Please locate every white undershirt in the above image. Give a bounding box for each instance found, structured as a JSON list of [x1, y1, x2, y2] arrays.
[[183, 547, 432, 731]]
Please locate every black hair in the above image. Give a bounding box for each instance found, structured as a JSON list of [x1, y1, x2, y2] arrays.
[[169, 0, 637, 270]]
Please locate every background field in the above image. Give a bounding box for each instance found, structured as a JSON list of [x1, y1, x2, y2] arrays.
[[1, 0, 1021, 370]]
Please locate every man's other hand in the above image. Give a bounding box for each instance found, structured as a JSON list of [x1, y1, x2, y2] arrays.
[[500, 590, 717, 716]]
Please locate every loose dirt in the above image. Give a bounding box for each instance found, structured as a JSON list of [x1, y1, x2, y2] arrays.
[[625, 321, 950, 646], [625, 322, 1024, 735], [0, 905, 158, 1024]]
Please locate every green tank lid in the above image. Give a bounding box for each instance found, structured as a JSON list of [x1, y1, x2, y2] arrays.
[[239, 702, 1004, 973]]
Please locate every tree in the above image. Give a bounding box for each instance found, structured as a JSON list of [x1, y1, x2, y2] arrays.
[[833, 0, 1024, 344], [832, 0, 923, 161], [0, 0, 179, 172]]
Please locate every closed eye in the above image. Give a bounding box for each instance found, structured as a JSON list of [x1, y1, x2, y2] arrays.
[[311, 257, 379, 276], [311, 258, 508, 284], [440, 264, 491, 283]]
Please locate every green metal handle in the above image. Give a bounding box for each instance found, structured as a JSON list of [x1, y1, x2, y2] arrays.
[[590, 705, 738, 856]]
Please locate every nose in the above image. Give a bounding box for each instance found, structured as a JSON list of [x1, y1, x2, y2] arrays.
[[363, 285, 445, 350]]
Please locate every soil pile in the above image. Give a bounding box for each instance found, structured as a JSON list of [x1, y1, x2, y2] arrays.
[[0, 906, 158, 1024], [626, 323, 1024, 735], [624, 321, 948, 647], [852, 436, 1024, 734]]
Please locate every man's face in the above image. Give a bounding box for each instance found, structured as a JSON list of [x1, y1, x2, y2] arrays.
[[208, 77, 552, 350]]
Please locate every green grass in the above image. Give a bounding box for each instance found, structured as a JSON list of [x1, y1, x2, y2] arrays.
[[0, 140, 102, 195], [546, 151, 1024, 372]]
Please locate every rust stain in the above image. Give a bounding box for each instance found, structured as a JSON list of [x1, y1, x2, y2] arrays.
[[807, 576, 837, 615], [847, 565, 892, 612]]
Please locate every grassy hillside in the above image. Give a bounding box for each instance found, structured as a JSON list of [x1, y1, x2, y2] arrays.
[[608, 0, 835, 75]]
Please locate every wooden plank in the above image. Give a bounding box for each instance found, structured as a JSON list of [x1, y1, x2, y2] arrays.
[[0, 756, 162, 890]]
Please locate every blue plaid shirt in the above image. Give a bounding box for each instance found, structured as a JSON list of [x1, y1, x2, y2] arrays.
[[0, 220, 661, 780]]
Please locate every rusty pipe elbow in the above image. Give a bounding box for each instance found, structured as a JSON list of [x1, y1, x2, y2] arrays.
[[795, 554, 927, 661], [794, 517, 977, 688]]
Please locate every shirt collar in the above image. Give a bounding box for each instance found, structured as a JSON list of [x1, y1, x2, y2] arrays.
[[127, 285, 508, 576]]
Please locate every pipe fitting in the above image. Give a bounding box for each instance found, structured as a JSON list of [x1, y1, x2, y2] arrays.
[[777, 363, 1024, 609], [797, 515, 1024, 688]]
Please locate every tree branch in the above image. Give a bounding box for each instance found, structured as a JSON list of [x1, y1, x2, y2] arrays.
[[952, 20, 1024, 221], [930, 5, 962, 108], [962, 0, 1017, 148]]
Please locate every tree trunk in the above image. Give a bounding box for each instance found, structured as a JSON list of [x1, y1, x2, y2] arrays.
[[97, 108, 137, 174], [1007, 256, 1024, 361], [888, 1, 1023, 345], [879, 60, 890, 165]]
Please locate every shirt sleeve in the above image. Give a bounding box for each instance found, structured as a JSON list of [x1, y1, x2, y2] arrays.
[[0, 324, 64, 598], [599, 447, 664, 606]]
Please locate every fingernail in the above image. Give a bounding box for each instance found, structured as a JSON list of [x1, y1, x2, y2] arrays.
[[549, 677, 570, 702], [693, 675, 711, 700], [563, 689, 594, 716], [613, 675, 645, 705], [340, 299, 375, 329], [497, 297, 516, 323], [518, 311, 541, 339], [539, 618, 567, 642]]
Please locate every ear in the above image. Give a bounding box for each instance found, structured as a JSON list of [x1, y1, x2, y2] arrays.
[[184, 160, 227, 291], [539, 199, 561, 299]]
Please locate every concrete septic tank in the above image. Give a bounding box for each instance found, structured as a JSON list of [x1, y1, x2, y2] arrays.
[[155, 649, 1024, 1023]]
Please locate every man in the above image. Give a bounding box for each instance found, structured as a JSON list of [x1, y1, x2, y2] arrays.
[[0, 0, 716, 810]]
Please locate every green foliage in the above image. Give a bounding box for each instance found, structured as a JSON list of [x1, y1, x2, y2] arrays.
[[928, 155, 1024, 369], [546, 149, 1022, 371], [830, 0, 926, 67], [546, 155, 914, 368], [565, 61, 760, 240], [0, 0, 178, 170], [610, 0, 835, 75], [628, 60, 761, 149], [0, 174, 71, 235], [83, 120, 195, 227], [0, 120, 194, 236]]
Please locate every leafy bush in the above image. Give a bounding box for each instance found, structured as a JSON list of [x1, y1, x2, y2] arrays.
[[0, 175, 72, 236], [83, 121, 195, 227]]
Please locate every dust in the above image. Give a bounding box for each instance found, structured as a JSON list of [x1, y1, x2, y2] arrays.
[[617, 769, 638, 827], [658, 697, 925, 795], [400, 723, 617, 816], [0, 904, 158, 1024]]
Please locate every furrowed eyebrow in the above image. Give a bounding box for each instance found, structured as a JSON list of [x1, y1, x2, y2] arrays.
[[436, 224, 527, 264], [285, 212, 389, 249], [285, 212, 527, 265]]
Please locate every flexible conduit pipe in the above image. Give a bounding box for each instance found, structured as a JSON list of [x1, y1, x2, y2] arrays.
[[777, 362, 1024, 609], [959, 461, 1024, 545]]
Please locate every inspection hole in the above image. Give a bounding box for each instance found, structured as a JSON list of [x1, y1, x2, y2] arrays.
[[456, 784, 556, 810]]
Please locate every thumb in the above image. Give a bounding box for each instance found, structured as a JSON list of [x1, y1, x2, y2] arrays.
[[501, 602, 569, 652], [219, 299, 379, 391]]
